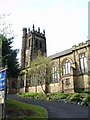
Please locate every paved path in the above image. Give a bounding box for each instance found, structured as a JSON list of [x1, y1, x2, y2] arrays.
[[7, 94, 88, 119]]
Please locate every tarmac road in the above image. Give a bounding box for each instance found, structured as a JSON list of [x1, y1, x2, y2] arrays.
[[7, 94, 88, 119]]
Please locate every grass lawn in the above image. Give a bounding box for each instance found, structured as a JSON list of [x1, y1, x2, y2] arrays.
[[6, 98, 48, 120]]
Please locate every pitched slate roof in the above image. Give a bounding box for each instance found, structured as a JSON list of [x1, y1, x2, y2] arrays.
[[48, 48, 72, 59]]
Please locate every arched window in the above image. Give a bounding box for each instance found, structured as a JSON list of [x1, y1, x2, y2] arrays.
[[79, 53, 87, 73], [62, 60, 71, 75], [51, 64, 59, 82]]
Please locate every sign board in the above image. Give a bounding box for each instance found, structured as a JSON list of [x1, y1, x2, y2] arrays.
[[0, 70, 6, 90], [0, 91, 4, 104], [0, 38, 2, 69]]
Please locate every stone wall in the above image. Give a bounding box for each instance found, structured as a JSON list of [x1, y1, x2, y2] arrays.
[[49, 83, 60, 93], [20, 87, 25, 93]]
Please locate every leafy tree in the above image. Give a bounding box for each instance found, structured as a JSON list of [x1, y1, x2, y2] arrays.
[[28, 54, 55, 94], [0, 14, 20, 78], [1, 35, 20, 78], [0, 13, 19, 95]]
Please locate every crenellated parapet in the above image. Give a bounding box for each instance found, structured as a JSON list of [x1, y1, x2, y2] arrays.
[[24, 24, 45, 39], [72, 40, 90, 51]]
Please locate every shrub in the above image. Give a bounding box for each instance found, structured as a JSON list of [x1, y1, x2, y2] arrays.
[[21, 92, 38, 98], [45, 93, 69, 101], [66, 94, 72, 102], [75, 89, 84, 93], [37, 93, 46, 100], [60, 94, 69, 99], [80, 93, 87, 99], [19, 92, 89, 106], [84, 91, 90, 94], [45, 93, 58, 101], [69, 93, 81, 102], [81, 94, 90, 106]]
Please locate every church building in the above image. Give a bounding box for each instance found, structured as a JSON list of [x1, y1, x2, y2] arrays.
[[18, 25, 90, 93]]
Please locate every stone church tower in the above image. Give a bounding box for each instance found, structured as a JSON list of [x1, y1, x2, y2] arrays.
[[21, 24, 47, 69]]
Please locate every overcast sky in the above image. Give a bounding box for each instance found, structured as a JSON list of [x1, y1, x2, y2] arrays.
[[0, 0, 89, 61]]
